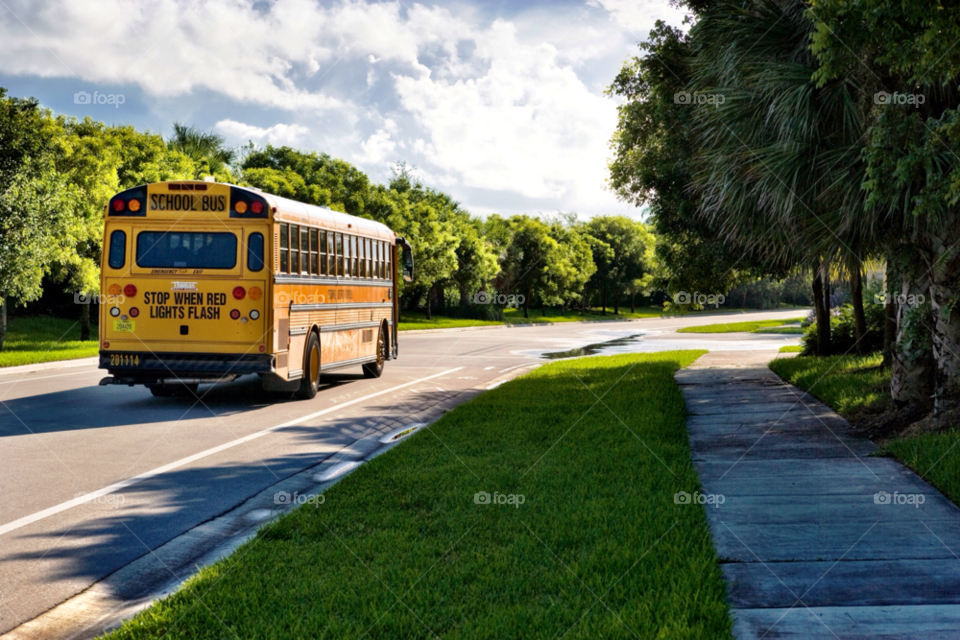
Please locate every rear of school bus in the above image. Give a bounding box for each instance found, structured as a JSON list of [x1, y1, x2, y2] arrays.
[[98, 181, 273, 396]]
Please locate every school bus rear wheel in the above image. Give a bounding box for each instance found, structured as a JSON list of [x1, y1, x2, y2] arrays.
[[297, 333, 321, 400]]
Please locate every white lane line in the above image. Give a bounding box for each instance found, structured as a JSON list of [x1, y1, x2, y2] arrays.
[[0, 369, 102, 385], [0, 367, 463, 537]]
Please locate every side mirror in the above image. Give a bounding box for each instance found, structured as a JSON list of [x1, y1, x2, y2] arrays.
[[401, 245, 414, 283]]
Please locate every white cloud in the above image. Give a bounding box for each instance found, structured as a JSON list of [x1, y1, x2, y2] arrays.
[[214, 119, 309, 146], [0, 0, 676, 217], [588, 0, 689, 33]]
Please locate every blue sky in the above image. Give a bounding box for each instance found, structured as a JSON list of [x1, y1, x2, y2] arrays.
[[0, 0, 689, 219]]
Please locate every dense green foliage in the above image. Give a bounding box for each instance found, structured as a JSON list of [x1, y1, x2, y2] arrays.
[[608, 0, 960, 412], [106, 351, 733, 639]]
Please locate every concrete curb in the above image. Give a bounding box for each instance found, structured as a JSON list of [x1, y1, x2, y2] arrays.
[[0, 356, 99, 378]]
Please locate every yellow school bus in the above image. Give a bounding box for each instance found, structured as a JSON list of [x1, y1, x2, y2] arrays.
[[98, 180, 413, 399]]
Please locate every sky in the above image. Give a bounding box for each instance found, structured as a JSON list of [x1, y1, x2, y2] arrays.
[[0, 0, 690, 220]]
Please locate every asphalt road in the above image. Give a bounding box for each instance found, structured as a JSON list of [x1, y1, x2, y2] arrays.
[[0, 309, 803, 636]]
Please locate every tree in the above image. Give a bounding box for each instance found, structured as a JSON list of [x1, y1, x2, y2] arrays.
[[607, 21, 750, 300], [810, 0, 960, 411], [167, 122, 235, 180], [583, 216, 654, 314], [499, 216, 557, 318]]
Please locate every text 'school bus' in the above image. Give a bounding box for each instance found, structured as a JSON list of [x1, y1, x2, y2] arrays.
[[98, 181, 414, 400]]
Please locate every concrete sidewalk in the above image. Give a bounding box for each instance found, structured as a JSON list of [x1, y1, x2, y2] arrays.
[[677, 351, 960, 639]]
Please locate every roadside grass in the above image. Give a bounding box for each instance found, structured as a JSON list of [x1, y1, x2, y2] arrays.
[[883, 433, 960, 508], [0, 316, 98, 368], [398, 307, 663, 331], [106, 351, 733, 640], [676, 318, 805, 334], [768, 353, 960, 507], [778, 345, 804, 353], [768, 352, 888, 416], [755, 326, 805, 334]]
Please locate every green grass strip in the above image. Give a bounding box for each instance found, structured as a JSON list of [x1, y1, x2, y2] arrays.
[[398, 307, 664, 331], [778, 345, 804, 353], [0, 316, 99, 368], [106, 351, 732, 639], [676, 317, 805, 334]]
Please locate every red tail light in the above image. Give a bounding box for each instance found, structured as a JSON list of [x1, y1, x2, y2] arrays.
[[230, 309, 241, 320], [129, 307, 139, 317], [250, 201, 263, 214], [233, 286, 246, 300], [124, 284, 137, 297]]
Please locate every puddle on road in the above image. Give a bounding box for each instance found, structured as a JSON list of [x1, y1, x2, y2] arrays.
[[541, 334, 642, 359]]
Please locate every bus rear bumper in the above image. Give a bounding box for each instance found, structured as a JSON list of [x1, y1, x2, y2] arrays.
[[99, 351, 275, 385]]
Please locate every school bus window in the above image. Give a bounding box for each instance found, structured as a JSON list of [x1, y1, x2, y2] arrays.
[[365, 238, 372, 279], [290, 225, 300, 273], [279, 224, 289, 273], [300, 227, 309, 274], [342, 233, 350, 277], [108, 230, 126, 269], [351, 236, 359, 277], [359, 236, 366, 278], [248, 232, 264, 272], [136, 231, 237, 269], [336, 233, 343, 276], [319, 230, 327, 275], [309, 229, 319, 275]]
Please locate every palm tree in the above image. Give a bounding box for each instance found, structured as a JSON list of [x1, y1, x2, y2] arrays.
[[166, 123, 235, 176]]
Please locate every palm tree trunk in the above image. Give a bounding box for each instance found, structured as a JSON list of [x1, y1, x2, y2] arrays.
[[890, 247, 934, 407], [930, 228, 960, 414], [883, 258, 898, 367], [849, 262, 867, 354], [812, 262, 830, 355]]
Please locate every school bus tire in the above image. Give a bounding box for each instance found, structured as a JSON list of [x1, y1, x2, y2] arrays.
[[362, 325, 386, 379], [297, 332, 321, 400]]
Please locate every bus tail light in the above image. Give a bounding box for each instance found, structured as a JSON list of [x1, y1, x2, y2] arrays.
[[250, 310, 260, 320], [110, 307, 120, 317], [129, 307, 140, 318], [103, 341, 110, 349], [128, 199, 141, 212], [249, 286, 262, 300], [108, 284, 122, 295], [258, 345, 265, 352], [124, 284, 137, 297], [233, 286, 246, 300], [250, 201, 263, 214], [112, 200, 125, 212], [230, 309, 241, 320]]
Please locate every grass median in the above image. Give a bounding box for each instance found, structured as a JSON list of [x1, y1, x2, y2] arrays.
[[769, 353, 960, 509], [0, 316, 98, 368], [676, 317, 804, 334], [107, 350, 732, 640], [398, 307, 664, 331]]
